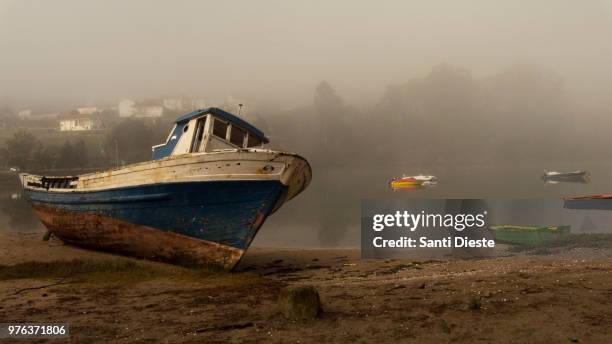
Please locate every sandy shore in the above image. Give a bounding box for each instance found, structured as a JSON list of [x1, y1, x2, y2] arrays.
[[0, 231, 611, 343]]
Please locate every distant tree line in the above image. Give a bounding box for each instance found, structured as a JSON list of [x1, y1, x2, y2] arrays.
[[0, 117, 174, 172], [268, 63, 586, 169]]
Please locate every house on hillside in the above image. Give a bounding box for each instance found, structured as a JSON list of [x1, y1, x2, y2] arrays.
[[58, 114, 102, 131]]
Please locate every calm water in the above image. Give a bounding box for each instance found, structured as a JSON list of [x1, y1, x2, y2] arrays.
[[257, 162, 612, 247], [3, 162, 612, 247]]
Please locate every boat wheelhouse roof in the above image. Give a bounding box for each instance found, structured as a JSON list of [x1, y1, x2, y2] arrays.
[[175, 107, 269, 144]]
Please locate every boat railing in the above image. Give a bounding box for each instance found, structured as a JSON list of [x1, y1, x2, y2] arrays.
[[20, 174, 79, 190]]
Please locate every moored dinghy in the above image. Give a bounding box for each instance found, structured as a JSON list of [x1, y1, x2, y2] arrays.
[[489, 225, 570, 245], [20, 108, 311, 270], [564, 194, 612, 210], [542, 170, 589, 183]]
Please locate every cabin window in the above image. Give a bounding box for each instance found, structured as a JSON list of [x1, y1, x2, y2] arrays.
[[213, 119, 228, 139], [247, 134, 262, 148], [190, 116, 207, 152], [230, 126, 246, 147]]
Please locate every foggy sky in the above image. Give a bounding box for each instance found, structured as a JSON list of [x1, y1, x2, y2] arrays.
[[1, 0, 611, 108]]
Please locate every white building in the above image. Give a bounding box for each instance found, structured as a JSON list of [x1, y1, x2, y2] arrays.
[[58, 115, 101, 131]]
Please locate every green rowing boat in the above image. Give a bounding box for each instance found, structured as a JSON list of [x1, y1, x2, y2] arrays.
[[489, 225, 570, 245]]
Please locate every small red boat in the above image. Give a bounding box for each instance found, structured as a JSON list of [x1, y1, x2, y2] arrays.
[[564, 194, 612, 210]]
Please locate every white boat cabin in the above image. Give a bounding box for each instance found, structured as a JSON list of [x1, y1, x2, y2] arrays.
[[152, 107, 269, 160]]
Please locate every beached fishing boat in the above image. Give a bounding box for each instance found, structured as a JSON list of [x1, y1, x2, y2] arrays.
[[389, 175, 437, 190], [489, 225, 570, 246], [542, 170, 589, 183], [20, 108, 311, 270], [564, 194, 612, 210]]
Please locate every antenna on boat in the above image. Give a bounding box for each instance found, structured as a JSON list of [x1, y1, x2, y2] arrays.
[[114, 139, 119, 169], [238, 103, 243, 116]]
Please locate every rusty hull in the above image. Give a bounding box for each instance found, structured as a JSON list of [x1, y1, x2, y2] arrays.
[[32, 205, 244, 270]]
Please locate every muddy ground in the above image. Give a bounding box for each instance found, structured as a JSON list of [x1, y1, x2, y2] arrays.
[[0, 231, 611, 343]]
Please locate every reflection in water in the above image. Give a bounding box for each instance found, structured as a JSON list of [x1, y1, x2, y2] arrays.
[[0, 172, 42, 232], [544, 179, 589, 185], [0, 191, 43, 232], [389, 180, 438, 191], [390, 184, 425, 191]]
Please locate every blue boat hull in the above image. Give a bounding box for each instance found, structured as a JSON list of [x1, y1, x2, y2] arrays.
[[25, 180, 287, 269]]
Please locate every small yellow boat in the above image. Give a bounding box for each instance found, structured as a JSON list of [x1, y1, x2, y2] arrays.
[[389, 175, 437, 190]]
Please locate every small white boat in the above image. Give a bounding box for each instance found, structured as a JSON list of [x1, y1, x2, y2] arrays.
[[542, 170, 589, 183]]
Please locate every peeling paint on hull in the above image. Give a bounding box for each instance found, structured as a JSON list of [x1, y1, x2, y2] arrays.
[[24, 180, 288, 270], [32, 205, 244, 269], [24, 181, 284, 248]]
